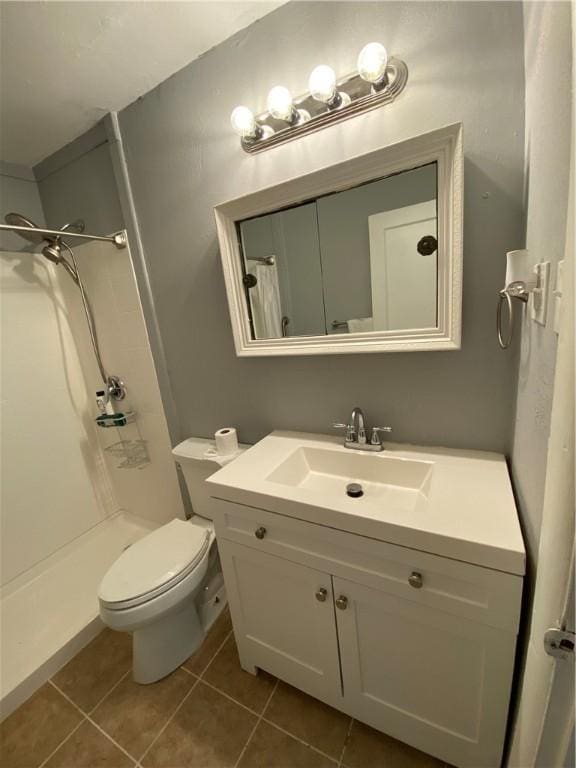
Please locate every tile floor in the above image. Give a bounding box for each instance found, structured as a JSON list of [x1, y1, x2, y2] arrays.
[[1, 608, 451, 768]]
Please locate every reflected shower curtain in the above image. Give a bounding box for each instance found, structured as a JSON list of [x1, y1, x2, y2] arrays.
[[252, 263, 283, 338]]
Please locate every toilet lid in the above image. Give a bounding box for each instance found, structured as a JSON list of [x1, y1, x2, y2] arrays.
[[98, 520, 210, 606]]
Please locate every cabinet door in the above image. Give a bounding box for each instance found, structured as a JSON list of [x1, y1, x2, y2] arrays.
[[333, 576, 516, 768], [219, 540, 342, 702]]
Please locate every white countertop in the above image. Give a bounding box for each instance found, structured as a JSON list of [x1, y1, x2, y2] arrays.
[[207, 431, 525, 576]]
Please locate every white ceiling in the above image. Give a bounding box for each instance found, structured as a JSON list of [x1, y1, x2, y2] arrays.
[[0, 1, 284, 167]]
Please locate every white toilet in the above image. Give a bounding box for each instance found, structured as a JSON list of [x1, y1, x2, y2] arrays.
[[98, 437, 246, 684]]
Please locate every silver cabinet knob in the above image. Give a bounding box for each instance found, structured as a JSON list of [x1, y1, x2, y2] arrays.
[[408, 571, 423, 589], [335, 595, 348, 610], [254, 526, 267, 540], [315, 588, 328, 602]]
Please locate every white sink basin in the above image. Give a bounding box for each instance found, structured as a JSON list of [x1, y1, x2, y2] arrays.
[[207, 430, 526, 575], [266, 445, 432, 512]]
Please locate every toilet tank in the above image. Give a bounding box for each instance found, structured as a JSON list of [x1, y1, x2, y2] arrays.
[[172, 437, 249, 520]]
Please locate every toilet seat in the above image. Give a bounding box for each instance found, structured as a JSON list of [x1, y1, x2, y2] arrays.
[[98, 519, 211, 611]]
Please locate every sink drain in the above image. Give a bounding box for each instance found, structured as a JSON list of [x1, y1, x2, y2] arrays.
[[346, 482, 364, 498]]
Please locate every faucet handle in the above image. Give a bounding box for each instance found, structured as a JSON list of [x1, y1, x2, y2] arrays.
[[370, 426, 392, 445], [332, 423, 356, 442]]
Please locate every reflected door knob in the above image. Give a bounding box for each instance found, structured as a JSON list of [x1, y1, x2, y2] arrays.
[[254, 526, 267, 540], [408, 571, 423, 589], [315, 588, 328, 602], [335, 595, 348, 610]]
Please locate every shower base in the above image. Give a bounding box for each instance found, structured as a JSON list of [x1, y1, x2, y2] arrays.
[[0, 511, 157, 720]]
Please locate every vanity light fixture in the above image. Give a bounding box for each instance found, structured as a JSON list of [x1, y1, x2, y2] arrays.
[[230, 42, 408, 153]]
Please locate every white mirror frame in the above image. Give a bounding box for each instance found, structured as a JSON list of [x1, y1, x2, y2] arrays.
[[215, 122, 463, 357]]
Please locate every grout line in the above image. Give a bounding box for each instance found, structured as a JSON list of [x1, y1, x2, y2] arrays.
[[178, 627, 233, 678], [48, 680, 88, 718], [38, 715, 85, 768], [198, 629, 234, 678], [338, 717, 354, 767], [84, 714, 138, 765], [179, 665, 198, 678], [233, 678, 279, 768], [200, 678, 262, 717], [260, 718, 340, 765], [137, 676, 200, 765], [48, 680, 137, 765], [88, 669, 131, 715]]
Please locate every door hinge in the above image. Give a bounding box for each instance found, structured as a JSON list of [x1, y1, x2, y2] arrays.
[[544, 627, 575, 660]]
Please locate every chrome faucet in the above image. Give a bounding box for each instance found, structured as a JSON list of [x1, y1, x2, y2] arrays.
[[351, 407, 367, 444], [333, 407, 392, 452]]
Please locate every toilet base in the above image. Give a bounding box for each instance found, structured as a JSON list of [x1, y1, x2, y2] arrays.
[[132, 598, 204, 684]]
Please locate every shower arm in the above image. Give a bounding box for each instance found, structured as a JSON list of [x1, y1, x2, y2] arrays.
[[0, 223, 127, 249]]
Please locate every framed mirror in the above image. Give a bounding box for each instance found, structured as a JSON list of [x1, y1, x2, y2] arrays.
[[215, 123, 462, 356]]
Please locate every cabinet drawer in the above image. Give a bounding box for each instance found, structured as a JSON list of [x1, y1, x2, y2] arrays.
[[212, 498, 522, 632]]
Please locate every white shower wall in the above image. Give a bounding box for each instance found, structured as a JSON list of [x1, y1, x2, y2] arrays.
[[1, 236, 183, 589], [0, 250, 117, 586], [56, 238, 184, 526]]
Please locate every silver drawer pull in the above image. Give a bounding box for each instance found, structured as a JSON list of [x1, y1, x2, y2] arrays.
[[254, 526, 267, 540], [335, 595, 348, 610], [315, 588, 328, 602], [408, 571, 423, 589]]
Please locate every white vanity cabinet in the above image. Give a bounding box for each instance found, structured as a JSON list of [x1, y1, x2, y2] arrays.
[[218, 542, 342, 702], [214, 498, 523, 768]]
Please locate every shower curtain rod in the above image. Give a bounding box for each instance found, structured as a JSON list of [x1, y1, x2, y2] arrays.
[[0, 224, 127, 249]]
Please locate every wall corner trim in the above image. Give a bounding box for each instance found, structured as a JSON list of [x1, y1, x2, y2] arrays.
[[103, 115, 181, 442]]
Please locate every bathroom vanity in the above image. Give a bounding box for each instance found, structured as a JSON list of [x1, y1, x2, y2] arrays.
[[207, 431, 525, 768]]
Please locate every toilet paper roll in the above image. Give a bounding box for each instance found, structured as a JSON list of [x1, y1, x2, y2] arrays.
[[215, 427, 239, 456]]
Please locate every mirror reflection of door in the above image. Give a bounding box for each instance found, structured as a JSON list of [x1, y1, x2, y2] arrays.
[[238, 162, 438, 340], [317, 164, 437, 334], [368, 200, 437, 330]]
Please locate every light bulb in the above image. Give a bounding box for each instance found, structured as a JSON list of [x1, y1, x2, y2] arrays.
[[230, 106, 258, 139], [267, 86, 295, 122], [357, 42, 388, 84], [309, 65, 337, 103]]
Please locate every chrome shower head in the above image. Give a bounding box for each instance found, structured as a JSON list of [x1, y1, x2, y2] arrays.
[[42, 240, 62, 263], [4, 211, 80, 281], [41, 239, 79, 283], [4, 212, 45, 244]]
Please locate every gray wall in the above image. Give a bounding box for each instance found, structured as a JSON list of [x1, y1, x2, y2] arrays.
[[117, 0, 525, 452], [510, 1, 572, 566], [34, 123, 124, 235], [0, 162, 45, 250]]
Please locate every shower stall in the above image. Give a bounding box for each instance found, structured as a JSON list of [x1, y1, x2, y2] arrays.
[[0, 216, 183, 719]]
